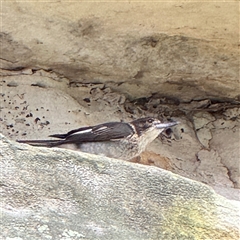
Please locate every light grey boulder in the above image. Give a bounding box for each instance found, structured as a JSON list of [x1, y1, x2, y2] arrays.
[[1, 133, 239, 240]]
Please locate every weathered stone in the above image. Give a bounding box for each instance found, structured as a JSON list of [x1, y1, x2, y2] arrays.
[[0, 134, 239, 239], [1, 2, 239, 235], [2, 1, 239, 101]]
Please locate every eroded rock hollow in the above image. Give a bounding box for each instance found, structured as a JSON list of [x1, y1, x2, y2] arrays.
[[1, 2, 239, 239]]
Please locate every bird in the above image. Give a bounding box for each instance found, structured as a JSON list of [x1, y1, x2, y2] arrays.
[[17, 117, 179, 161]]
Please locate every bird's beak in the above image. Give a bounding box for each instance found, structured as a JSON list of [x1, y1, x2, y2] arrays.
[[155, 121, 179, 129]]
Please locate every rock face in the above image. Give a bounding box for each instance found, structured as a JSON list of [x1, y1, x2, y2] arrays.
[[1, 2, 239, 101], [1, 2, 239, 236], [1, 73, 239, 201], [1, 134, 239, 240]]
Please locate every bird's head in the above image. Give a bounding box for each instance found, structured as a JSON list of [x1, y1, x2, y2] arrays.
[[130, 117, 179, 148]]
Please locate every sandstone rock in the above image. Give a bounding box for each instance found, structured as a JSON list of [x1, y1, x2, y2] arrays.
[[1, 134, 239, 239], [1, 69, 239, 201], [2, 2, 239, 101], [1, 2, 239, 235]]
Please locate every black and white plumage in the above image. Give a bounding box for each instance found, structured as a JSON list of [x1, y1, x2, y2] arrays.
[[17, 117, 178, 160]]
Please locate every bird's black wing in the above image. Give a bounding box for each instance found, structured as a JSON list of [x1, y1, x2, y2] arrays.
[[49, 126, 93, 139], [50, 122, 135, 144]]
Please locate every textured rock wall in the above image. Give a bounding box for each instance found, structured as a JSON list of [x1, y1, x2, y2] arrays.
[[1, 1, 239, 204], [1, 134, 240, 240], [2, 2, 239, 101]]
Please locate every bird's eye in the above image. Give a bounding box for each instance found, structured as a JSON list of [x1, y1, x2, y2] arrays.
[[147, 118, 153, 123]]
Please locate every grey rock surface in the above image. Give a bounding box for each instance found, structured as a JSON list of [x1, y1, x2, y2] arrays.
[[2, 2, 239, 101], [1, 75, 239, 201], [1, 134, 239, 240], [1, 2, 239, 238], [1, 2, 239, 200]]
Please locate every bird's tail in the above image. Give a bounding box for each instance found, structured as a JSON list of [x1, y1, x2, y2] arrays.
[[17, 139, 63, 147]]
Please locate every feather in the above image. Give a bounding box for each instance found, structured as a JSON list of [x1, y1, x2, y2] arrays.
[[17, 121, 135, 147]]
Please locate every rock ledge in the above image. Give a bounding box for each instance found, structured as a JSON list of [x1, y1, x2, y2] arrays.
[[1, 134, 239, 240]]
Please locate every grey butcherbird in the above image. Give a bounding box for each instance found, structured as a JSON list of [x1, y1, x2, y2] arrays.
[[17, 117, 179, 160]]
